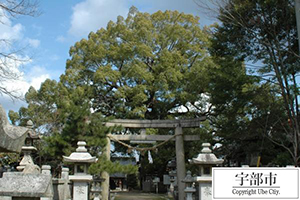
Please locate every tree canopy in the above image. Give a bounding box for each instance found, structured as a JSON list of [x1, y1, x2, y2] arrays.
[[62, 7, 215, 120], [10, 8, 222, 175], [202, 0, 299, 165]]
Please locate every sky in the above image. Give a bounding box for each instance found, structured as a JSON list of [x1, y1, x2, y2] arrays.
[[0, 0, 215, 113]]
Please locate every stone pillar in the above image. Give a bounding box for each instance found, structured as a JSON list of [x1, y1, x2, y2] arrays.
[[73, 180, 91, 200], [42, 165, 51, 175], [62, 167, 70, 179], [175, 126, 186, 200], [101, 137, 110, 200], [41, 165, 53, 200], [61, 167, 71, 200], [153, 177, 160, 194]]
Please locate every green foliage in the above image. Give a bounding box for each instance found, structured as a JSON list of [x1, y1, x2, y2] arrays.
[[10, 79, 111, 169], [206, 54, 290, 165], [126, 173, 138, 189], [0, 153, 20, 167], [89, 156, 138, 175], [12, 7, 218, 175], [210, 0, 299, 165], [62, 7, 215, 119], [212, 0, 298, 64], [8, 110, 19, 125]]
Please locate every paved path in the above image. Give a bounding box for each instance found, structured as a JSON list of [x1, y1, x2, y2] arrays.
[[114, 191, 171, 200]]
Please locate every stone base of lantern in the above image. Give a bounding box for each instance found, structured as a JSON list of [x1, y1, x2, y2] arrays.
[[70, 175, 93, 200], [195, 176, 212, 200], [184, 187, 196, 200], [195, 176, 212, 182]]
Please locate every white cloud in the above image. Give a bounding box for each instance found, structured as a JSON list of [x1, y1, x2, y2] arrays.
[[69, 0, 129, 38], [29, 74, 50, 90], [132, 0, 213, 26], [68, 0, 214, 39], [0, 10, 46, 112], [0, 9, 41, 52], [50, 54, 60, 61], [27, 38, 40, 48], [0, 10, 23, 52], [56, 35, 66, 43], [0, 64, 51, 112], [0, 23, 23, 40], [135, 0, 199, 14], [2, 64, 50, 97]]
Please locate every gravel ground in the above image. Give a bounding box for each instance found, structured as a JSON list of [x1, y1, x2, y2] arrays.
[[113, 191, 172, 200]]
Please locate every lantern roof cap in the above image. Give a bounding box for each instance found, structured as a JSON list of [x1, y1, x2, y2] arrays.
[[189, 143, 223, 165], [63, 141, 97, 163], [182, 171, 194, 183]]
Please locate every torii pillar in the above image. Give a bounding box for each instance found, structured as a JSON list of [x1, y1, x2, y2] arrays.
[[175, 125, 185, 200], [104, 117, 206, 200]]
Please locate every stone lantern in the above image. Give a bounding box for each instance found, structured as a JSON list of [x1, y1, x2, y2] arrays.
[[189, 143, 223, 200], [167, 159, 177, 198], [17, 120, 40, 172], [182, 171, 196, 200], [63, 141, 97, 200], [91, 175, 105, 200], [189, 143, 223, 176]]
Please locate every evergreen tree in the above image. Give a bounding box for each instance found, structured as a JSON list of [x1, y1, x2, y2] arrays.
[[199, 0, 299, 165]]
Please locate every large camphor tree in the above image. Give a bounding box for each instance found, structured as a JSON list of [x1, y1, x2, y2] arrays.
[[62, 7, 215, 120]]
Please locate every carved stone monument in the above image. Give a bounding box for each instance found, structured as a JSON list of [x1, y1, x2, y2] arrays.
[[0, 123, 53, 200], [0, 172, 53, 199], [0, 104, 28, 152], [63, 141, 97, 200]]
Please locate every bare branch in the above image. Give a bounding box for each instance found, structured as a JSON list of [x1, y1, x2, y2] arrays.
[[0, 0, 40, 19], [0, 0, 40, 100]]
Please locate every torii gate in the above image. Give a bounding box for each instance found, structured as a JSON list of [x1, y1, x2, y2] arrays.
[[102, 117, 206, 200]]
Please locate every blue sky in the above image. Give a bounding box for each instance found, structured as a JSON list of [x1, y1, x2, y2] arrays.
[[0, 0, 215, 113]]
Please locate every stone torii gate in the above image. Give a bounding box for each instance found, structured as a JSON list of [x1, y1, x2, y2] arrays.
[[102, 117, 206, 200]]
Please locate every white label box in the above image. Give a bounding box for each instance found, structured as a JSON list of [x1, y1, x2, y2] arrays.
[[213, 168, 299, 200]]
